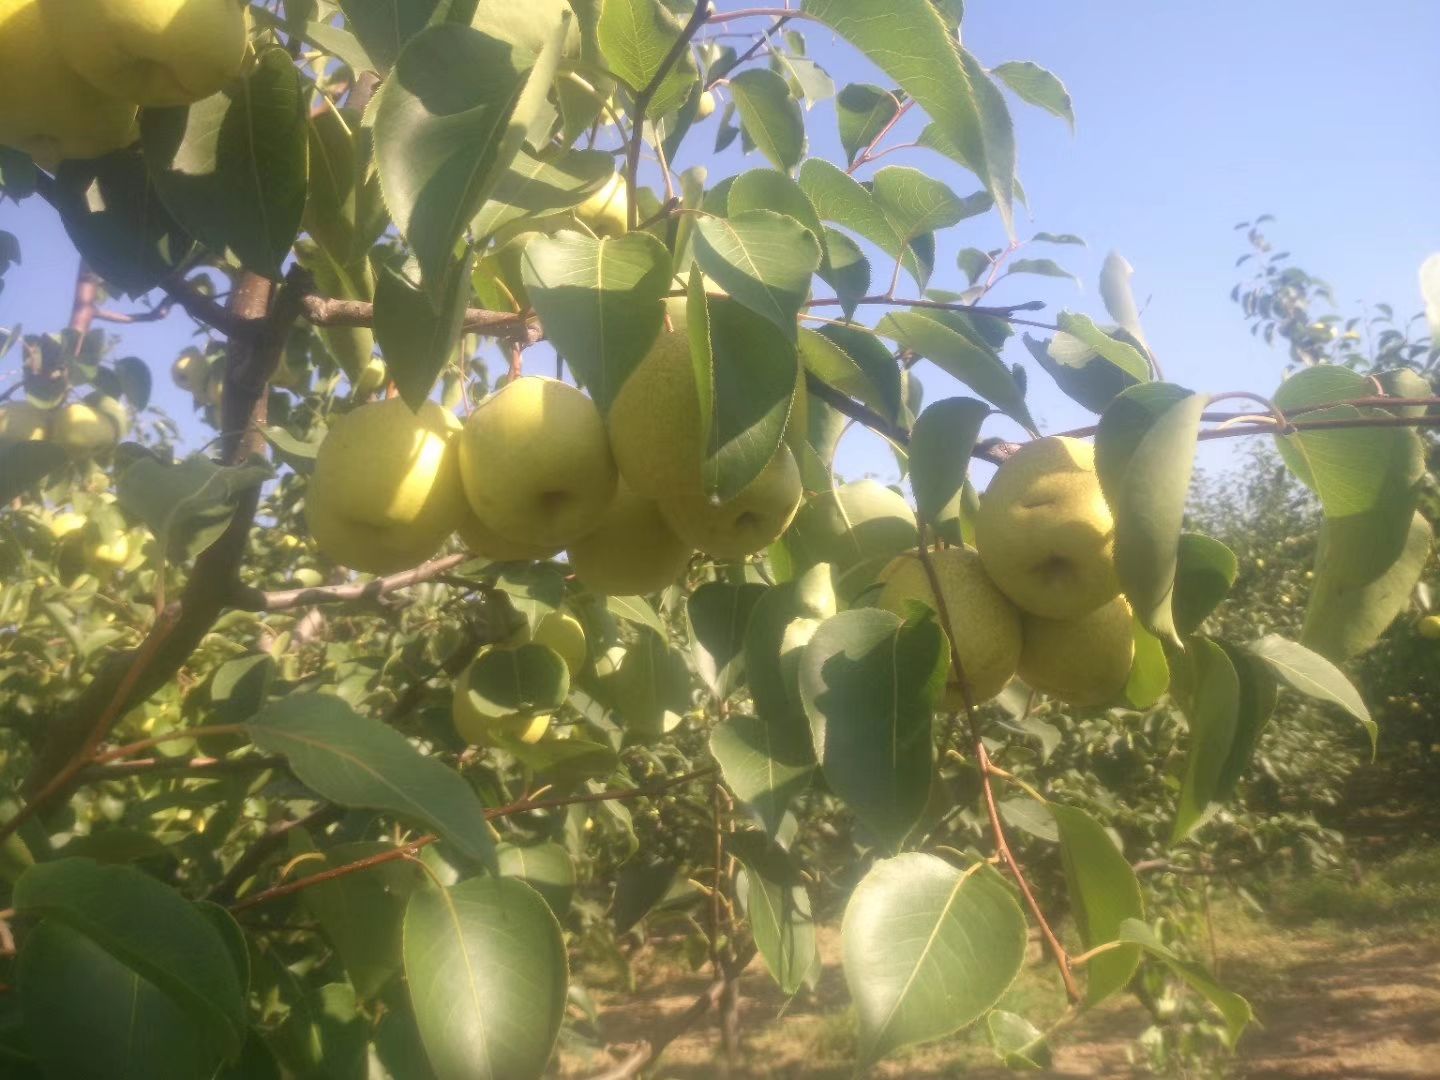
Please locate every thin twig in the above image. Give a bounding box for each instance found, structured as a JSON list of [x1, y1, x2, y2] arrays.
[[234, 553, 469, 612]]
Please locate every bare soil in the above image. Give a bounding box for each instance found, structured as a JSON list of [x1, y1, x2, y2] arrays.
[[558, 922, 1440, 1079]]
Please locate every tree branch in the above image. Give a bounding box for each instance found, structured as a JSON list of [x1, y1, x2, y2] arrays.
[[233, 553, 470, 612]]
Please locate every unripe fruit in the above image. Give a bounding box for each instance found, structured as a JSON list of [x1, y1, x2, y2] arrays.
[[1418, 615, 1440, 640]]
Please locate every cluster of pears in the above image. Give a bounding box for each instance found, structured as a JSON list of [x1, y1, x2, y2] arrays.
[[452, 610, 587, 747], [0, 0, 247, 166], [304, 305, 804, 589], [0, 393, 127, 457], [875, 437, 1136, 710]]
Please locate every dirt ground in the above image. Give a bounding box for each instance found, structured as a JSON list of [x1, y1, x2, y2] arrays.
[[558, 919, 1440, 1079]]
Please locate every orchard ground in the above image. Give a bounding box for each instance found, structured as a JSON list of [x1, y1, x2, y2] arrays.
[[560, 845, 1440, 1079]]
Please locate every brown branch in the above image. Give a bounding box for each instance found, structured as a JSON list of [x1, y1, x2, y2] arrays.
[[234, 553, 469, 612], [298, 293, 530, 336], [92, 301, 176, 325], [625, 0, 713, 230], [806, 294, 1055, 330], [704, 14, 791, 90], [228, 767, 716, 912], [847, 97, 914, 175], [76, 754, 287, 782]]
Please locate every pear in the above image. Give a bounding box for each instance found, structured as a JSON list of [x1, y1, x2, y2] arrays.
[[1419, 615, 1440, 641], [568, 479, 692, 595], [974, 436, 1120, 619], [695, 90, 717, 120], [50, 398, 125, 456], [574, 172, 628, 237], [1018, 595, 1135, 708], [876, 546, 1022, 706], [353, 356, 388, 399], [40, 0, 249, 107], [0, 401, 49, 445], [522, 612, 588, 678], [452, 652, 552, 746], [458, 376, 617, 550], [783, 479, 917, 597], [170, 348, 208, 394], [305, 398, 466, 575], [660, 445, 803, 560], [0, 0, 138, 166]]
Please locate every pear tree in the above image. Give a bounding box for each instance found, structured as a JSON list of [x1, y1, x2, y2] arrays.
[[0, 2, 1436, 1078]]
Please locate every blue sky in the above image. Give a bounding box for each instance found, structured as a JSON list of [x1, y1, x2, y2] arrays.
[[2, 1, 1436, 486]]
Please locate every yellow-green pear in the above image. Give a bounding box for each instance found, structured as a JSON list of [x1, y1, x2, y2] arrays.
[[567, 480, 693, 595], [574, 171, 628, 237], [695, 89, 717, 120], [783, 479, 918, 587], [0, 401, 48, 445], [876, 546, 1022, 706], [1419, 615, 1440, 640], [456, 511, 558, 563], [353, 356, 387, 398], [660, 445, 803, 560], [0, 0, 138, 166], [40, 0, 249, 107], [974, 436, 1120, 619], [607, 299, 703, 499], [170, 348, 208, 394], [305, 398, 467, 575], [452, 653, 551, 746], [527, 612, 587, 677], [1018, 595, 1135, 708], [50, 398, 125, 455], [458, 376, 617, 549]]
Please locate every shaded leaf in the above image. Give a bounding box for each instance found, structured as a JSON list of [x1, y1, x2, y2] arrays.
[[1247, 634, 1375, 754], [729, 68, 806, 171], [688, 581, 767, 698], [992, 60, 1074, 131], [710, 714, 815, 840], [909, 397, 989, 523], [836, 83, 898, 165], [733, 835, 819, 995], [1173, 532, 1238, 637], [116, 454, 272, 564], [1172, 638, 1239, 842], [1118, 919, 1252, 1047], [1051, 804, 1142, 1004], [598, 0, 698, 119]]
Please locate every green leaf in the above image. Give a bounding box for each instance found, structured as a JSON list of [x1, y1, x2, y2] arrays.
[[0, 441, 68, 504], [305, 106, 386, 270], [842, 856, 1026, 1065], [816, 228, 870, 319], [727, 169, 826, 263], [798, 608, 948, 847], [19, 921, 222, 1080], [991, 60, 1075, 131], [496, 841, 576, 917], [710, 714, 815, 840], [688, 581, 767, 698], [1173, 532, 1238, 636], [403, 877, 567, 1080], [872, 166, 991, 241], [14, 859, 246, 1057], [1097, 252, 1151, 358], [956, 246, 991, 285], [250, 5, 377, 73], [372, 23, 559, 289], [54, 149, 194, 295], [1172, 638, 1240, 843], [605, 594, 666, 635], [521, 231, 671, 412], [879, 310, 1034, 430], [463, 643, 570, 717], [141, 47, 307, 278], [339, 0, 441, 71], [1056, 312, 1150, 382], [987, 1010, 1052, 1071], [836, 83, 898, 165], [293, 838, 425, 1000], [470, 146, 615, 241], [1050, 804, 1143, 1004], [1096, 384, 1207, 643], [803, 0, 1016, 234], [1124, 617, 1170, 709], [1117, 919, 1252, 1047], [743, 566, 836, 733], [373, 252, 475, 411], [116, 454, 272, 564], [693, 211, 820, 341], [732, 835, 819, 995], [114, 356, 152, 411], [909, 397, 989, 523], [702, 296, 800, 500], [612, 626, 692, 745], [729, 68, 806, 172], [597, 0, 699, 119], [1006, 257, 1077, 285], [997, 797, 1057, 842], [798, 158, 926, 288], [1024, 330, 1142, 415], [809, 325, 902, 422], [1302, 510, 1432, 661], [1246, 634, 1375, 754], [247, 695, 497, 869]]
